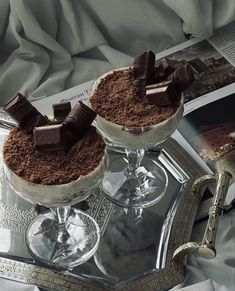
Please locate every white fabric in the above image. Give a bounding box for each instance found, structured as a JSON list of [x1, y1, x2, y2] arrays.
[[0, 278, 39, 291], [164, 0, 235, 38], [172, 207, 235, 291], [0, 0, 235, 105], [0, 1, 235, 290]]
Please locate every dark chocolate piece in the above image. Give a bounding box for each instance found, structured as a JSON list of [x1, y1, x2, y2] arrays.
[[159, 58, 177, 75], [145, 80, 179, 106], [133, 78, 147, 99], [167, 64, 194, 91], [53, 102, 71, 122], [4, 92, 48, 132], [34, 124, 69, 151], [133, 50, 155, 81], [152, 58, 178, 83], [133, 51, 155, 98], [63, 101, 96, 144]]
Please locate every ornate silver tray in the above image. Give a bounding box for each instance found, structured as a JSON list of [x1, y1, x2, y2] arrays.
[[0, 126, 228, 291]]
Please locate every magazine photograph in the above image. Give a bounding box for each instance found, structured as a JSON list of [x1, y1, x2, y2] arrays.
[[178, 93, 235, 177], [157, 40, 235, 102]]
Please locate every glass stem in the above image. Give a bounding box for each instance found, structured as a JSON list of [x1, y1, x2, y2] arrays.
[[52, 206, 71, 244], [56, 206, 71, 224], [124, 148, 145, 177]]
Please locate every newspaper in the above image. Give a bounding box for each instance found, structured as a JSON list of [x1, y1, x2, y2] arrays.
[[32, 21, 235, 206]]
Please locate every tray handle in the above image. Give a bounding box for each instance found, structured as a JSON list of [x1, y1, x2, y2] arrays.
[[173, 171, 232, 260]]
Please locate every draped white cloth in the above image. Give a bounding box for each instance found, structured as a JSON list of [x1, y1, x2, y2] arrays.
[[1, 0, 235, 105], [172, 207, 235, 291], [0, 1, 235, 290], [0, 278, 39, 291]]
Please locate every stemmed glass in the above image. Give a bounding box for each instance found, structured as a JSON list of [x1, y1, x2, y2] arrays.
[[90, 68, 184, 209], [3, 137, 107, 269], [90, 67, 184, 281]]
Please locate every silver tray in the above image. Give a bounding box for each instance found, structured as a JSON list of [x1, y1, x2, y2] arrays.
[[0, 127, 211, 291]]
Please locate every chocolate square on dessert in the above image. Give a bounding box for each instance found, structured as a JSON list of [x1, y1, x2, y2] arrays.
[[53, 102, 71, 122], [23, 113, 49, 133], [133, 78, 147, 99], [167, 64, 194, 91], [153, 58, 178, 83], [159, 58, 177, 76], [34, 124, 69, 151], [133, 51, 155, 97], [63, 101, 96, 142], [145, 80, 179, 106], [133, 50, 155, 80], [4, 92, 48, 132]]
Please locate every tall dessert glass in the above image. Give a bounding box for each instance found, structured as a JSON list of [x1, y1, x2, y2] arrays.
[[90, 67, 184, 208], [3, 127, 107, 269]]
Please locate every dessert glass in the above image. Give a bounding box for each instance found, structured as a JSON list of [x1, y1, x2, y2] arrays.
[[3, 133, 107, 269], [90, 67, 184, 208]]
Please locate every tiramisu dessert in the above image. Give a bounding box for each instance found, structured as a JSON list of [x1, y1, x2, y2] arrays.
[[90, 51, 194, 149], [3, 93, 107, 207], [2, 94, 107, 268], [89, 51, 194, 208]]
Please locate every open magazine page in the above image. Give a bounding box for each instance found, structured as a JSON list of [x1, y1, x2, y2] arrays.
[[155, 24, 235, 160], [32, 21, 235, 205], [154, 21, 235, 205], [33, 79, 94, 116]]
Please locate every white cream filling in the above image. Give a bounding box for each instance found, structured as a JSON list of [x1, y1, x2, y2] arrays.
[[4, 151, 107, 208], [90, 67, 184, 149]]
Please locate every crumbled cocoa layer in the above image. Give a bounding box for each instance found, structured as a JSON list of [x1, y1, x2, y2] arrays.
[[3, 126, 105, 185], [90, 68, 179, 127]]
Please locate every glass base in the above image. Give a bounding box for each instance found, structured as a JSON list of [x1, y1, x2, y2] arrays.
[[26, 208, 100, 269], [101, 152, 168, 208]]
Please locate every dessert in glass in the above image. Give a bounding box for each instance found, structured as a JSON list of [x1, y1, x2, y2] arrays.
[[3, 94, 107, 269], [90, 51, 194, 208]]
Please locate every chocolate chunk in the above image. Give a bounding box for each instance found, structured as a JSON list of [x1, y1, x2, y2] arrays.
[[63, 101, 96, 144], [133, 50, 155, 98], [159, 58, 177, 75], [145, 80, 179, 106], [133, 78, 147, 99], [53, 102, 71, 122], [153, 58, 178, 83], [167, 64, 194, 91], [4, 92, 48, 132], [133, 50, 155, 81], [34, 124, 69, 151]]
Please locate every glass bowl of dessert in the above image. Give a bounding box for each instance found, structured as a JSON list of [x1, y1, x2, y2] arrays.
[[3, 94, 107, 269], [90, 51, 194, 208]]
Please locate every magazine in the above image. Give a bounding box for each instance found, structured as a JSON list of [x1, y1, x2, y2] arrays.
[[153, 22, 235, 208], [32, 21, 235, 207]]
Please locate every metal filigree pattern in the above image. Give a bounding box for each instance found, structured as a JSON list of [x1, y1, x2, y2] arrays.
[[0, 202, 37, 232], [84, 190, 114, 235], [0, 257, 104, 291]]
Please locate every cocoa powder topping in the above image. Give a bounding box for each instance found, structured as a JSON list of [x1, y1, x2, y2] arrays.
[[90, 68, 179, 127], [3, 126, 105, 185]]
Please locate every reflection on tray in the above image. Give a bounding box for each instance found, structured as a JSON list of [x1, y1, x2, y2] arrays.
[[71, 148, 188, 288]]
